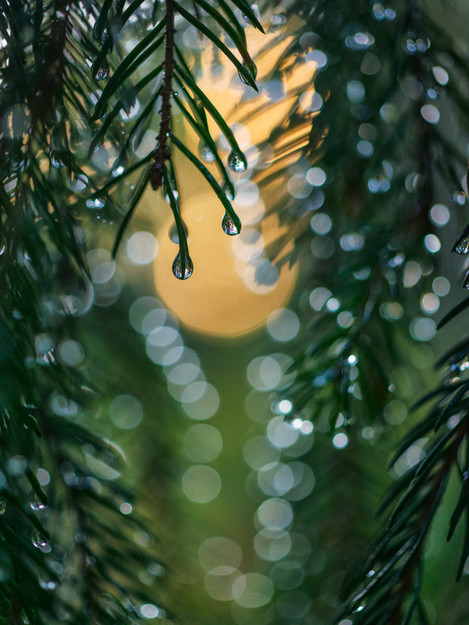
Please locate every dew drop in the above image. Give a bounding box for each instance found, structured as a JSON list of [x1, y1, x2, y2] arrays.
[[238, 59, 258, 85], [93, 22, 109, 42], [94, 62, 110, 81], [86, 195, 105, 210], [169, 221, 188, 244], [172, 251, 193, 280], [50, 153, 65, 169], [32, 530, 49, 549], [453, 226, 469, 254], [39, 580, 57, 590], [0, 500, 6, 515], [228, 149, 247, 173], [222, 181, 235, 201], [222, 212, 240, 235], [198, 142, 216, 163], [30, 500, 46, 512]]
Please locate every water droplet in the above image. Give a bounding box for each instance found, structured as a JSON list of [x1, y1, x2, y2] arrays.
[[172, 251, 193, 280], [222, 181, 235, 201], [221, 212, 240, 235], [0, 500, 6, 515], [169, 222, 188, 244], [32, 530, 49, 549], [453, 226, 469, 254], [30, 500, 46, 512], [39, 580, 57, 590], [94, 62, 110, 81], [50, 153, 65, 169], [228, 149, 247, 173], [238, 59, 258, 85], [93, 22, 109, 42], [198, 142, 216, 163], [86, 195, 105, 210]]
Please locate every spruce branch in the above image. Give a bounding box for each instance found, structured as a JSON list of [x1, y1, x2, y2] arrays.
[[149, 0, 175, 192], [92, 0, 263, 276]]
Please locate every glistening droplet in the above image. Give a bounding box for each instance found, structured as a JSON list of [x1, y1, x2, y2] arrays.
[[222, 212, 240, 235], [172, 251, 193, 280], [198, 142, 216, 163], [169, 222, 188, 244], [222, 181, 235, 201], [86, 195, 105, 210], [32, 530, 49, 549], [238, 59, 258, 85], [228, 150, 247, 173], [30, 500, 46, 512], [94, 62, 110, 81], [453, 225, 469, 254]]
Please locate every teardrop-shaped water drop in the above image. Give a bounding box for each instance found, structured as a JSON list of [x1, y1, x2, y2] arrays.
[[238, 59, 258, 85], [453, 225, 469, 254], [94, 62, 110, 82], [32, 530, 49, 549], [228, 149, 247, 173], [30, 500, 46, 512], [222, 212, 240, 235], [172, 251, 193, 280], [0, 499, 6, 515], [93, 21, 109, 42], [198, 142, 216, 163]]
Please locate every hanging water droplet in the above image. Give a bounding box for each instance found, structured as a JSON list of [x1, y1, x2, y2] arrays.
[[86, 195, 105, 210], [32, 530, 49, 549], [50, 153, 65, 169], [94, 62, 110, 82], [169, 222, 188, 244], [93, 22, 109, 42], [30, 500, 46, 512], [453, 226, 469, 254], [222, 212, 240, 235], [0, 500, 6, 515], [172, 251, 193, 280], [39, 580, 57, 590], [238, 59, 258, 85], [222, 181, 235, 201], [198, 142, 216, 163], [228, 149, 247, 173]]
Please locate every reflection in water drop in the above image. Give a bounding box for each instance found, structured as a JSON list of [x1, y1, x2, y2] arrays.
[[238, 59, 258, 86], [172, 250, 193, 280], [94, 62, 110, 81], [222, 212, 241, 235], [228, 150, 248, 173], [32, 530, 49, 549], [30, 500, 46, 512]]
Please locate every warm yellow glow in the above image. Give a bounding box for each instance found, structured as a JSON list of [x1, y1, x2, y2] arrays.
[[153, 195, 297, 338], [145, 27, 316, 338]]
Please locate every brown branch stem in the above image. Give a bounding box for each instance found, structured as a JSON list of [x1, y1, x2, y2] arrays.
[[150, 0, 175, 190]]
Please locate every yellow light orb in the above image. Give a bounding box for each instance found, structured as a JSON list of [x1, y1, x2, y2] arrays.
[[153, 195, 298, 338]]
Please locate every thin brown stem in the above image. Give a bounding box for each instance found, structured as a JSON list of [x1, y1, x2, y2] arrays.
[[150, 0, 175, 190]]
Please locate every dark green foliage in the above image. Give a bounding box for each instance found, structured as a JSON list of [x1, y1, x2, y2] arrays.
[[0, 0, 260, 622], [261, 1, 469, 623]]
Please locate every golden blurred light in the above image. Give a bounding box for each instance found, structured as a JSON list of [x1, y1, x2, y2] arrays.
[[148, 27, 317, 338], [153, 195, 297, 338]]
